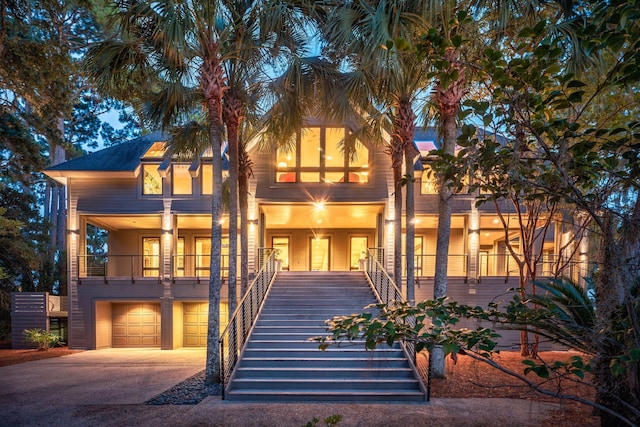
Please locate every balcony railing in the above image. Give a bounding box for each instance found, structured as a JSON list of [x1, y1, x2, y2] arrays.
[[404, 254, 469, 277], [220, 248, 277, 399], [477, 253, 591, 281], [78, 254, 232, 281]]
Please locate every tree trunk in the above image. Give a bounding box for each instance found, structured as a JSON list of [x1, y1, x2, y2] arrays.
[[393, 161, 403, 291], [201, 49, 226, 386], [432, 93, 459, 379], [405, 152, 415, 302], [224, 100, 240, 318], [593, 209, 640, 426], [389, 139, 404, 290], [238, 141, 252, 297]]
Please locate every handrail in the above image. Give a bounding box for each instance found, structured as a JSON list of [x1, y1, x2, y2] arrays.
[[363, 249, 428, 401], [219, 248, 278, 399]]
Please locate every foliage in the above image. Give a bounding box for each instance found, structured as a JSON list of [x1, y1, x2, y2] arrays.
[[302, 415, 342, 427], [23, 328, 63, 351], [315, 288, 639, 425]]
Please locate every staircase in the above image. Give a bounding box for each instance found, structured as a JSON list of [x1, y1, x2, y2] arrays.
[[225, 271, 425, 402]]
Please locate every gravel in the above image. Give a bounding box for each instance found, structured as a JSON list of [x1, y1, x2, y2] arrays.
[[145, 370, 222, 405]]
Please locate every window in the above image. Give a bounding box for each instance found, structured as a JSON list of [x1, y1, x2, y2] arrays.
[[421, 165, 438, 194], [143, 237, 160, 277], [142, 165, 162, 195], [195, 236, 229, 277], [349, 236, 368, 270], [275, 127, 370, 183], [201, 164, 212, 195], [172, 164, 193, 195], [272, 237, 290, 271], [195, 238, 211, 277], [175, 238, 185, 277]]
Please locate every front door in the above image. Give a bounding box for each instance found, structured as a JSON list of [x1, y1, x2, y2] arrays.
[[310, 236, 330, 271]]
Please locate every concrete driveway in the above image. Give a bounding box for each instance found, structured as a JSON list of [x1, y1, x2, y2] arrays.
[[0, 348, 567, 427]]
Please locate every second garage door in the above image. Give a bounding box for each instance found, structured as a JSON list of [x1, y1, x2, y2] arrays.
[[183, 302, 208, 347], [183, 302, 229, 347], [112, 303, 161, 348]]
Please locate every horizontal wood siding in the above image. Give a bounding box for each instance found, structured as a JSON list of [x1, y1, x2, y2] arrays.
[[11, 293, 48, 349]]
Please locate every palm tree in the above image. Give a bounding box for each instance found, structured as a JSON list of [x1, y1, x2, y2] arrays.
[[219, 0, 313, 306], [317, 0, 432, 298], [85, 0, 234, 384]]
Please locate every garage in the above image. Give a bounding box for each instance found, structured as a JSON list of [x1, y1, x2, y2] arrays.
[[112, 303, 161, 347], [182, 302, 229, 347]]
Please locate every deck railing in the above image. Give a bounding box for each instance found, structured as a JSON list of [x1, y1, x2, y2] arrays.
[[219, 248, 277, 399]]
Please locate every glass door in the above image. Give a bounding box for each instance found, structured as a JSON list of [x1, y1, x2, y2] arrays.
[[310, 237, 330, 271]]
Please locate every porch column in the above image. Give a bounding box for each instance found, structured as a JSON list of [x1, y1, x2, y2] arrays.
[[161, 199, 174, 350], [67, 190, 81, 348]]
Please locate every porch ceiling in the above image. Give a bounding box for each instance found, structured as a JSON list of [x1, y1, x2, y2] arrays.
[[262, 204, 383, 229], [88, 216, 161, 231]]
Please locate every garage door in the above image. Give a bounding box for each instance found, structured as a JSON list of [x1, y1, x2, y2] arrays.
[[112, 303, 161, 348], [183, 302, 229, 347], [183, 303, 208, 347]]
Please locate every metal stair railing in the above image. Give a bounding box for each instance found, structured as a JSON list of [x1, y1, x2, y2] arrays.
[[219, 248, 278, 399], [363, 249, 429, 401]]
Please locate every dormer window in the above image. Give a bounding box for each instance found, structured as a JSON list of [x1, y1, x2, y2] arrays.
[[172, 164, 193, 195], [142, 164, 162, 195], [275, 127, 370, 183]]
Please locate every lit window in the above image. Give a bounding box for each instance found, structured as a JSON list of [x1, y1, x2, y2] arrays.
[[202, 164, 212, 195], [421, 165, 438, 194], [143, 142, 167, 158], [143, 237, 160, 277], [143, 164, 162, 195], [275, 127, 370, 184], [172, 164, 192, 195]]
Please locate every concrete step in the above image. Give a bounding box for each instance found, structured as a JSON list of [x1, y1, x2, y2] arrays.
[[239, 357, 411, 369], [233, 367, 415, 379], [225, 390, 425, 403], [230, 378, 420, 391]]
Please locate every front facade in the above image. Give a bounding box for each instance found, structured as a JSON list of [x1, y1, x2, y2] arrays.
[[45, 128, 589, 350]]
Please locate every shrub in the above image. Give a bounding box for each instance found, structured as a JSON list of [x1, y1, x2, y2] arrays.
[[23, 328, 62, 351]]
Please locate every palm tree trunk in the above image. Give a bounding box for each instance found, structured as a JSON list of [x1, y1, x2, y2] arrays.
[[224, 94, 241, 318], [201, 49, 226, 385], [239, 141, 252, 297], [393, 160, 403, 291]]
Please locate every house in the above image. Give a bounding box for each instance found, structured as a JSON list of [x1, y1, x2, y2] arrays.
[[44, 126, 589, 350]]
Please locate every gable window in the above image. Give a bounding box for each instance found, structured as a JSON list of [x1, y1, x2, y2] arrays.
[[143, 164, 162, 195], [276, 127, 369, 183], [172, 164, 193, 195]]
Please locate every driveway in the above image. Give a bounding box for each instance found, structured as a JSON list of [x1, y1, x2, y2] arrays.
[[0, 348, 565, 427]]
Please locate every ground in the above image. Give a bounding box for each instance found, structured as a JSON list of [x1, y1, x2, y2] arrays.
[[0, 345, 600, 426], [420, 350, 600, 427], [0, 344, 82, 366]]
